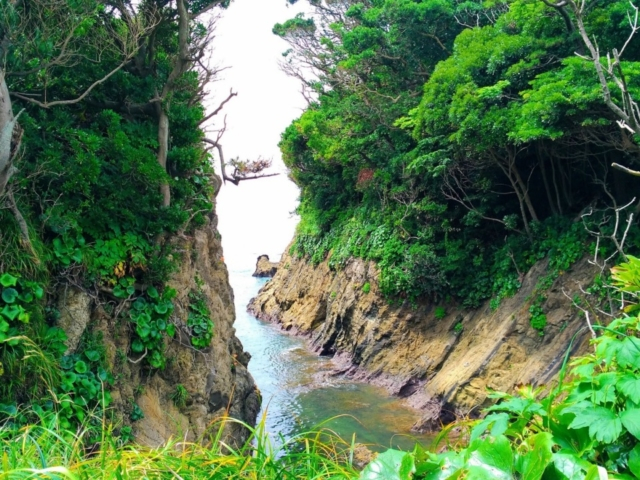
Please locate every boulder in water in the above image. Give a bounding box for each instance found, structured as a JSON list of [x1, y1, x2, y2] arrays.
[[252, 254, 278, 277]]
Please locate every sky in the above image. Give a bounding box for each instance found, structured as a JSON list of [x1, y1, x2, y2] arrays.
[[208, 0, 308, 271]]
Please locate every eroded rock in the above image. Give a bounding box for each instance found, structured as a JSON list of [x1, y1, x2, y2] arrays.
[[57, 287, 91, 354], [55, 214, 259, 447], [252, 254, 278, 277], [248, 243, 596, 432]]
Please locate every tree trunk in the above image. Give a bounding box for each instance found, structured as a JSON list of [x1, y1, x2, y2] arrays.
[[0, 71, 17, 197], [549, 155, 564, 215], [510, 155, 539, 222], [538, 148, 557, 216], [492, 149, 532, 237], [157, 108, 171, 207]]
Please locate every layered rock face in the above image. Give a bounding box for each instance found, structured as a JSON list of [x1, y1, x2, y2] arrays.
[[57, 213, 259, 446], [248, 246, 596, 431]]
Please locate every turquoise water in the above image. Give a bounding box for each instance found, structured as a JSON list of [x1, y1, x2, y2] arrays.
[[231, 266, 432, 451]]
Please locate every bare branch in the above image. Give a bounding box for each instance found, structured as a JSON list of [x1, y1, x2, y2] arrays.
[[199, 89, 237, 126], [611, 162, 640, 177], [203, 139, 278, 186]]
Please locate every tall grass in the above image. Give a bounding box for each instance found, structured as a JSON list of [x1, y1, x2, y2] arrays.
[[0, 409, 360, 479]]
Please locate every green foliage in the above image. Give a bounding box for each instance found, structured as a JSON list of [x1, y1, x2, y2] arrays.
[[0, 273, 44, 340], [280, 0, 632, 307], [362, 256, 640, 479], [0, 412, 358, 479], [453, 321, 463, 335], [187, 290, 214, 349], [529, 304, 547, 334], [130, 403, 144, 422], [57, 331, 113, 430], [172, 384, 189, 409], [128, 286, 177, 369], [434, 306, 446, 320], [361, 282, 371, 294]]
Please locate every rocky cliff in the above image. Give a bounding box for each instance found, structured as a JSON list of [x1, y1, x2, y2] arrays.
[[58, 213, 259, 446], [248, 246, 597, 431]]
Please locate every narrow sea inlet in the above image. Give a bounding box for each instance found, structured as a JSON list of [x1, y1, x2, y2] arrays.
[[230, 266, 432, 451]]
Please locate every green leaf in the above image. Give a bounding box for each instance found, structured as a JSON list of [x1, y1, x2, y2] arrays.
[[166, 324, 176, 338], [620, 408, 640, 440], [584, 464, 608, 480], [0, 274, 17, 287], [471, 413, 510, 442], [617, 375, 640, 404], [465, 435, 513, 480], [18, 291, 34, 304], [518, 432, 554, 480], [552, 452, 590, 480], [18, 309, 30, 323], [154, 303, 169, 314], [62, 371, 77, 384], [132, 297, 147, 311], [131, 339, 144, 353], [360, 449, 415, 480], [147, 286, 159, 299], [568, 405, 622, 444], [1, 305, 20, 321], [628, 444, 640, 478], [617, 337, 640, 370], [32, 285, 44, 300], [1, 288, 19, 304], [74, 360, 88, 374], [85, 350, 100, 362], [136, 323, 151, 338]]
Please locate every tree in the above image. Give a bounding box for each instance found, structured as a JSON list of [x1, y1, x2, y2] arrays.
[[0, 0, 145, 254], [541, 0, 640, 176]]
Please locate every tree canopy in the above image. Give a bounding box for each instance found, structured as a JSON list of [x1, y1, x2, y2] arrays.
[[278, 0, 640, 306]]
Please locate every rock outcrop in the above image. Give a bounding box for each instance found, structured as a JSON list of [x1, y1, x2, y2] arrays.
[[57, 213, 259, 446], [248, 245, 597, 431], [252, 255, 278, 278]]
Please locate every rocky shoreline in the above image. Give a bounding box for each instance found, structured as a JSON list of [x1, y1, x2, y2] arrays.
[[248, 245, 596, 431]]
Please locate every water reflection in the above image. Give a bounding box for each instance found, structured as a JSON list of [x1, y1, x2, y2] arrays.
[[231, 267, 432, 451]]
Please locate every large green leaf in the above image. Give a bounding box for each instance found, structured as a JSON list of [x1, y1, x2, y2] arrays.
[[617, 337, 640, 370], [628, 444, 640, 478], [1, 288, 19, 304], [465, 435, 513, 480], [617, 375, 640, 404], [0, 274, 17, 287], [517, 432, 554, 480], [1, 305, 21, 321], [584, 464, 608, 480], [360, 450, 415, 480], [420, 451, 465, 480], [620, 408, 640, 440], [568, 405, 622, 443], [74, 360, 88, 374], [552, 452, 591, 480]]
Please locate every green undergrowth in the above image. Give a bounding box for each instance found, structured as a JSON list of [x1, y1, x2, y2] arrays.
[[7, 256, 640, 480], [2, 256, 640, 479], [0, 411, 359, 480], [293, 211, 591, 309]]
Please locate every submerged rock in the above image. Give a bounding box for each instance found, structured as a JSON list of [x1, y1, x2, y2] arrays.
[[252, 254, 278, 277], [248, 242, 596, 432]]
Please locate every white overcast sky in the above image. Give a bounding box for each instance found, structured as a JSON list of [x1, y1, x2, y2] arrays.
[[209, 0, 308, 270]]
